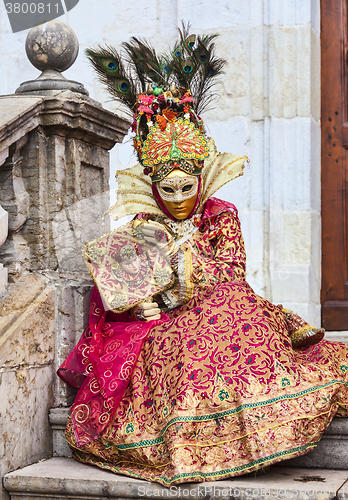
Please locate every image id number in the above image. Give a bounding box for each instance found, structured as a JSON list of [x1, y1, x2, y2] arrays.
[[5, 2, 61, 13]]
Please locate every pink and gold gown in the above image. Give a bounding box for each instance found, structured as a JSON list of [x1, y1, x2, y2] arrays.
[[58, 197, 348, 486]]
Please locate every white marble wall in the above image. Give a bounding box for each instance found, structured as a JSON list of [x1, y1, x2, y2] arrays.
[[0, 0, 321, 324]]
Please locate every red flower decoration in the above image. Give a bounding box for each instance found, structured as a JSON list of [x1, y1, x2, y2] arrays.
[[139, 95, 155, 105], [227, 343, 240, 352], [138, 105, 153, 114], [209, 315, 218, 325], [186, 339, 196, 350], [193, 216, 201, 227], [131, 114, 137, 132], [180, 95, 195, 103]]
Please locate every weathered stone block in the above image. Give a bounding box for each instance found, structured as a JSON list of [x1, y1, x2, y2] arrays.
[[269, 25, 316, 119], [178, 0, 250, 29], [0, 96, 43, 146], [0, 156, 30, 234], [0, 278, 54, 370], [282, 212, 311, 265], [268, 0, 307, 25], [310, 27, 320, 121], [0, 274, 47, 334], [283, 418, 348, 470], [0, 366, 54, 498], [0, 93, 128, 273], [250, 27, 268, 121], [47, 274, 93, 407], [0, 265, 54, 500], [0, 265, 7, 297], [0, 206, 8, 298], [324, 332, 348, 345]]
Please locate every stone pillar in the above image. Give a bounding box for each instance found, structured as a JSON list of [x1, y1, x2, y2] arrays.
[[0, 20, 129, 408]]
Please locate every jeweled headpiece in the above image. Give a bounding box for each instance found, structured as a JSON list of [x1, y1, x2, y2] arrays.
[[86, 24, 225, 181], [119, 244, 137, 262]]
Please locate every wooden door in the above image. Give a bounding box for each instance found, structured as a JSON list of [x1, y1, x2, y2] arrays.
[[321, 0, 348, 330]]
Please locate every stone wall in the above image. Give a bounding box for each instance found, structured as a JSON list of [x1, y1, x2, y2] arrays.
[[0, 1, 321, 325], [0, 274, 54, 500]]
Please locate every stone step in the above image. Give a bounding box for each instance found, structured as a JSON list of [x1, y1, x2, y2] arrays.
[[49, 408, 348, 470], [4, 457, 348, 500], [280, 417, 348, 470], [325, 332, 348, 343]]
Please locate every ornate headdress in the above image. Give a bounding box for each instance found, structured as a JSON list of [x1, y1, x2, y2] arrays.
[[86, 24, 226, 181], [87, 24, 247, 219], [118, 244, 137, 262]]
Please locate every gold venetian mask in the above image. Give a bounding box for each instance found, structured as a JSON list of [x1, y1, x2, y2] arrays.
[[156, 169, 199, 220]]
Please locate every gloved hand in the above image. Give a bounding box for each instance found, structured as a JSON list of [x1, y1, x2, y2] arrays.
[[142, 221, 178, 258], [131, 301, 161, 321]]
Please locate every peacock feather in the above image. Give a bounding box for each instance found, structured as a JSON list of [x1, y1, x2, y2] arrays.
[[86, 22, 226, 116], [85, 45, 138, 113], [123, 37, 165, 90]]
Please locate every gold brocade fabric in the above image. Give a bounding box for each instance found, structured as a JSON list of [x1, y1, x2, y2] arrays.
[[65, 205, 348, 485]]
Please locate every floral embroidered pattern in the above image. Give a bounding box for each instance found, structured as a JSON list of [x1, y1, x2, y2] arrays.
[[61, 199, 348, 486]]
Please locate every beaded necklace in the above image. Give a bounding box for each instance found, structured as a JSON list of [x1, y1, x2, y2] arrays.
[[156, 213, 202, 241]]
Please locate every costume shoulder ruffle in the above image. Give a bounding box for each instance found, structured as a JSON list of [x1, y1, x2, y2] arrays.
[[201, 197, 238, 221]]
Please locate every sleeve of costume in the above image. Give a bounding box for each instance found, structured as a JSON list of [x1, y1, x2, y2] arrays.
[[187, 210, 246, 286]]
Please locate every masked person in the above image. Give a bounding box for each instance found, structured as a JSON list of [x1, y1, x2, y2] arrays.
[[58, 26, 348, 486]]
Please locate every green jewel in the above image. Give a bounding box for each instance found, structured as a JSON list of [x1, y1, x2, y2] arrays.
[[169, 138, 181, 160], [218, 389, 230, 402], [340, 364, 348, 374], [281, 377, 291, 387], [126, 423, 135, 434]]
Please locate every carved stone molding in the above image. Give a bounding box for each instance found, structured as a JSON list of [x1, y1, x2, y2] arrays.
[[0, 93, 129, 153], [0, 205, 8, 247], [0, 93, 129, 274], [0, 205, 8, 296], [0, 134, 31, 274], [0, 155, 30, 234]]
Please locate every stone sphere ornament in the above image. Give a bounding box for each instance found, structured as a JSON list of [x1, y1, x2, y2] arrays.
[[16, 19, 88, 95], [25, 20, 79, 73]]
